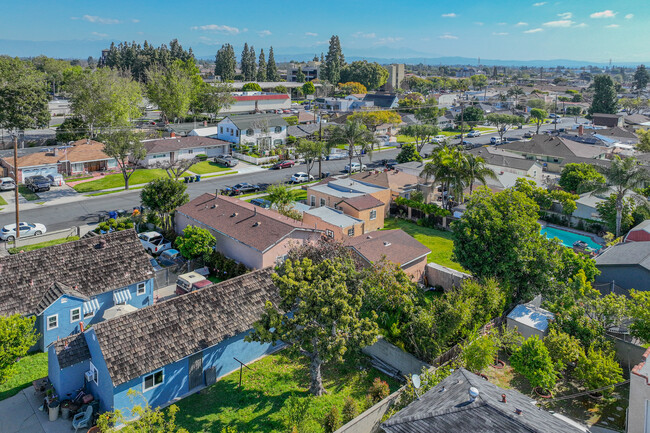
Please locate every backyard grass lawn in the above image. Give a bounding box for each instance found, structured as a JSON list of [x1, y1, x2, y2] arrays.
[[18, 185, 40, 201], [189, 161, 233, 175], [173, 351, 399, 433], [383, 218, 465, 272], [0, 352, 48, 402], [247, 189, 308, 202], [8, 236, 79, 254], [72, 169, 188, 193]]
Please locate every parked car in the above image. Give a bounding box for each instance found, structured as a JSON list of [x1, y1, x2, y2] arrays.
[[326, 153, 346, 160], [549, 113, 560, 118], [214, 155, 238, 167], [461, 140, 473, 146], [0, 222, 47, 242], [551, 119, 560, 124], [290, 172, 314, 183], [523, 132, 533, 139], [149, 257, 163, 272], [46, 173, 65, 187], [250, 198, 272, 208], [467, 130, 481, 137], [25, 175, 51, 192], [490, 137, 501, 145], [158, 249, 186, 267], [0, 177, 16, 191], [434, 135, 447, 143], [175, 271, 213, 296], [345, 162, 367, 173], [272, 160, 295, 169], [138, 231, 172, 255], [224, 183, 260, 195]]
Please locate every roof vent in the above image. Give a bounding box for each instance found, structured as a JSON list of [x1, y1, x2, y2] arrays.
[[253, 221, 261, 227], [515, 408, 523, 415], [469, 387, 479, 402], [95, 239, 107, 249], [383, 241, 391, 247], [231, 212, 238, 217], [366, 235, 372, 239], [501, 394, 507, 403], [211, 204, 217, 209]]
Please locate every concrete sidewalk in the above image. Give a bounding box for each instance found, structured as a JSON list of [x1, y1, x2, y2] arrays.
[[0, 388, 75, 433]]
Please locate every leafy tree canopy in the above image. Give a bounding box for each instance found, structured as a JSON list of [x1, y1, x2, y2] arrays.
[[339, 60, 388, 90], [510, 336, 557, 391], [0, 315, 37, 384], [559, 163, 606, 194], [140, 177, 189, 229], [175, 225, 216, 260]]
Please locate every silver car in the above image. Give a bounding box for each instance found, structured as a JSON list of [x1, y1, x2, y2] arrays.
[[0, 177, 15, 191], [0, 222, 47, 242]]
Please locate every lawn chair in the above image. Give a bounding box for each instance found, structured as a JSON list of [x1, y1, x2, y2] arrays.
[[72, 405, 93, 433]]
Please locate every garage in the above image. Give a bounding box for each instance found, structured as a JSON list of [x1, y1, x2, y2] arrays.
[[21, 165, 59, 182]]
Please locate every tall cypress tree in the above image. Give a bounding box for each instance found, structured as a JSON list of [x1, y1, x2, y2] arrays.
[[296, 66, 306, 83], [257, 49, 267, 82], [589, 75, 618, 116], [241, 43, 250, 80], [267, 46, 279, 81], [249, 46, 257, 81], [214, 43, 236, 81], [324, 35, 345, 84]]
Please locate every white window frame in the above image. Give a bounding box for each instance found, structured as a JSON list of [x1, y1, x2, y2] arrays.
[[310, 195, 316, 206], [320, 198, 326, 207], [348, 227, 355, 237], [136, 282, 146, 296], [326, 229, 334, 238], [143, 369, 164, 392], [89, 361, 99, 386], [370, 209, 377, 220], [70, 308, 81, 323], [46, 314, 58, 330]]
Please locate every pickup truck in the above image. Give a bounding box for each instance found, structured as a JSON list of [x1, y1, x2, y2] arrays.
[[25, 175, 51, 192], [138, 231, 172, 255]]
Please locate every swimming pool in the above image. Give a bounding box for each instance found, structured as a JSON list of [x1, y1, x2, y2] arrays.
[[540, 226, 602, 250]]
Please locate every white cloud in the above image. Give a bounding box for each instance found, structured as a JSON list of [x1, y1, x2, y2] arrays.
[[190, 24, 240, 34], [625, 13, 634, 19], [91, 31, 108, 37], [352, 32, 376, 39], [71, 15, 120, 24], [605, 24, 620, 28], [557, 12, 573, 19], [305, 32, 318, 37], [497, 22, 507, 26], [375, 36, 404, 44], [590, 10, 617, 18], [438, 33, 458, 40], [533, 2, 546, 6], [543, 20, 574, 27], [257, 29, 272, 37], [492, 32, 509, 36], [574, 22, 588, 28], [442, 13, 457, 18], [131, 19, 140, 23], [524, 28, 544, 33], [198, 36, 221, 45], [515, 22, 529, 26], [474, 22, 484, 26]]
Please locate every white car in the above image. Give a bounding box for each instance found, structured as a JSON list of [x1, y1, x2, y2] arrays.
[[490, 137, 502, 145], [291, 172, 314, 183], [467, 131, 481, 137], [434, 135, 447, 143], [345, 162, 367, 173], [0, 222, 47, 242], [138, 231, 172, 255]]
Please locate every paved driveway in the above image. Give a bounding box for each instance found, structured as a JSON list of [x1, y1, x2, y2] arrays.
[[36, 185, 79, 201], [0, 389, 75, 433]]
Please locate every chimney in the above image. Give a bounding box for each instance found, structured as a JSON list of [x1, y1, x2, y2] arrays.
[[578, 124, 584, 136], [53, 148, 58, 156], [170, 132, 176, 138], [501, 394, 507, 403]]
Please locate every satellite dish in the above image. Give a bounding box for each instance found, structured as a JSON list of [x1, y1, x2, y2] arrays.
[[412, 374, 421, 389]]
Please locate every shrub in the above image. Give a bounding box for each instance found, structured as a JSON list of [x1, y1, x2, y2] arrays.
[[322, 405, 341, 433], [510, 335, 557, 391], [575, 347, 623, 395], [206, 251, 249, 280], [367, 378, 390, 404], [196, 154, 208, 161], [543, 329, 584, 372], [342, 396, 358, 424], [462, 334, 498, 373]]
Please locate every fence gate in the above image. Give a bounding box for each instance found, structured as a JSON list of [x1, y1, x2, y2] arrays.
[[188, 352, 204, 390]]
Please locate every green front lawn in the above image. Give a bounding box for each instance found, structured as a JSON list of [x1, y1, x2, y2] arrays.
[[18, 185, 39, 201], [247, 189, 308, 202], [0, 352, 48, 401], [189, 161, 233, 175], [72, 169, 188, 193], [8, 236, 79, 254], [173, 351, 399, 433], [383, 217, 465, 272], [0, 195, 7, 206]]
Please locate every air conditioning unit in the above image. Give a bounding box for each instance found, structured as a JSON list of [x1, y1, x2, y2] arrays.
[[84, 371, 94, 382]]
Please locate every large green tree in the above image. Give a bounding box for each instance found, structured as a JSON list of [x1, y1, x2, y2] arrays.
[[257, 49, 267, 82], [463, 153, 497, 195], [266, 47, 279, 81], [510, 336, 557, 391], [529, 108, 548, 135], [196, 82, 235, 120], [175, 226, 216, 260], [339, 61, 389, 90], [214, 44, 236, 81], [589, 75, 618, 116], [633, 64, 649, 93], [400, 124, 439, 153], [486, 113, 523, 143], [0, 56, 51, 132], [247, 257, 379, 396], [396, 142, 422, 164], [575, 347, 623, 395], [0, 315, 38, 384], [146, 59, 202, 123], [328, 121, 376, 176], [140, 178, 189, 230], [101, 130, 147, 190], [629, 290, 650, 343], [55, 117, 89, 143], [323, 35, 345, 84], [559, 163, 606, 194]]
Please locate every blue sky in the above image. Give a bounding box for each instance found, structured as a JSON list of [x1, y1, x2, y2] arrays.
[[0, 0, 648, 61]]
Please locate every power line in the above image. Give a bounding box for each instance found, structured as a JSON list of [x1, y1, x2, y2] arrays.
[[539, 379, 630, 404]]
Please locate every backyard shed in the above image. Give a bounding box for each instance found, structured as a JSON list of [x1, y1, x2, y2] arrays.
[[506, 303, 555, 340]]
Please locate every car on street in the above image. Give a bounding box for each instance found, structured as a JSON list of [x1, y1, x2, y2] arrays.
[[551, 119, 560, 124], [467, 130, 481, 137], [214, 155, 238, 167], [0, 222, 47, 242], [138, 231, 172, 255], [272, 160, 295, 169], [345, 162, 367, 173], [434, 135, 447, 143], [523, 132, 533, 139], [490, 137, 501, 145], [0, 177, 16, 191], [549, 113, 561, 118], [250, 198, 272, 208], [25, 175, 51, 192], [225, 182, 261, 195], [290, 172, 314, 183]]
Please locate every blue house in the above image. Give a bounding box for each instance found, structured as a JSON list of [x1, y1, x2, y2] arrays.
[[0, 230, 155, 351], [48, 267, 281, 416]]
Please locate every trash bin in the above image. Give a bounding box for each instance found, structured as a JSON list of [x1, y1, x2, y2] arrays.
[[184, 177, 189, 184], [60, 400, 72, 419], [195, 175, 201, 182], [108, 211, 117, 220], [48, 400, 60, 421]]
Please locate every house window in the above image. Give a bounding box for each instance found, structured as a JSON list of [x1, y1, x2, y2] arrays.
[[247, 129, 254, 136], [236, 130, 239, 137], [46, 314, 58, 330], [89, 361, 98, 386], [276, 254, 288, 265], [230, 129, 233, 136], [70, 308, 81, 323], [220, 127, 223, 133], [320, 198, 326, 207], [326, 229, 334, 238], [310, 195, 316, 206], [143, 370, 164, 391], [137, 282, 146, 296], [84, 310, 94, 319], [347, 228, 355, 237], [275, 126, 282, 133], [369, 210, 377, 220]]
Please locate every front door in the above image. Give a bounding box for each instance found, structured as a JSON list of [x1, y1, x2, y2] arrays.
[[188, 352, 204, 390]]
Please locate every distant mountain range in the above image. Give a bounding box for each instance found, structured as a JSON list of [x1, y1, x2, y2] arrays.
[[1, 38, 647, 68]]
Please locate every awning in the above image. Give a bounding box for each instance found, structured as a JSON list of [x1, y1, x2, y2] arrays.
[[83, 299, 100, 315], [113, 288, 132, 304]]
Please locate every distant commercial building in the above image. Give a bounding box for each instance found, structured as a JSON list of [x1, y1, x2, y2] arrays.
[[383, 64, 405, 92], [223, 91, 291, 114], [287, 61, 321, 82]]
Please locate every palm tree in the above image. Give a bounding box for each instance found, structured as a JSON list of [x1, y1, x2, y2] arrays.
[[328, 120, 376, 177], [585, 156, 650, 237], [463, 154, 497, 194], [507, 85, 525, 111], [420, 146, 467, 210], [266, 183, 300, 214]]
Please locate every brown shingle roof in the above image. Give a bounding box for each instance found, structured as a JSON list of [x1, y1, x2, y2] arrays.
[[501, 135, 608, 160], [2, 140, 112, 169], [176, 193, 318, 252], [142, 136, 230, 154], [340, 194, 384, 211], [35, 282, 89, 315], [350, 171, 419, 194], [92, 267, 280, 386], [0, 230, 154, 316], [346, 229, 430, 266], [54, 333, 90, 369]]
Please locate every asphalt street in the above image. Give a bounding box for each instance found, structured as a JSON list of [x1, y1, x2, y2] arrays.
[[0, 117, 579, 233]]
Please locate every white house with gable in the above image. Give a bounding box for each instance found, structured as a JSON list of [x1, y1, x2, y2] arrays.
[[216, 113, 288, 151]]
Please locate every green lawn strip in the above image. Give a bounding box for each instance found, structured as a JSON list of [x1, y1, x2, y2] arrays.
[[173, 351, 399, 433], [201, 172, 236, 179], [0, 195, 7, 206], [85, 185, 145, 197], [0, 352, 48, 401], [64, 175, 94, 182], [8, 236, 80, 254], [73, 169, 190, 193], [18, 185, 40, 201], [189, 161, 232, 175], [383, 217, 465, 272], [247, 190, 308, 203]]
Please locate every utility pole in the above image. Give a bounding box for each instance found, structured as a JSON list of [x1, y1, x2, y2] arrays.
[[459, 101, 465, 147], [12, 134, 19, 239], [316, 106, 323, 179], [554, 95, 558, 132]]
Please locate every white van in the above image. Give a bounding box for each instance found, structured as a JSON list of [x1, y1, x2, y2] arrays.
[[0, 177, 16, 191], [46, 173, 65, 187]]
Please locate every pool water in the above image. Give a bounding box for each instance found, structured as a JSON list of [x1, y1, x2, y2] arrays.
[[540, 226, 601, 250]]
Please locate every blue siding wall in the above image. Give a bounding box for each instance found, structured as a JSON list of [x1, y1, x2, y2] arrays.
[[596, 265, 650, 292], [47, 346, 89, 400], [40, 296, 86, 350], [84, 329, 115, 413], [203, 330, 279, 381]]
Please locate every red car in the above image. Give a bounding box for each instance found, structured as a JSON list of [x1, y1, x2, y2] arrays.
[[272, 160, 295, 169]]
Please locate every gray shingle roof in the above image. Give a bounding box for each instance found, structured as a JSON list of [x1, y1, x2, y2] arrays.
[[382, 368, 584, 433], [346, 229, 430, 267], [35, 282, 89, 315], [142, 136, 229, 154], [0, 230, 154, 316], [54, 333, 91, 369], [500, 135, 608, 160], [226, 113, 288, 130], [595, 242, 650, 270], [304, 206, 362, 228], [91, 267, 280, 386], [468, 148, 537, 171]]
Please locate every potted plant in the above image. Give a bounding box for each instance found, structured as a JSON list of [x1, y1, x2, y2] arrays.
[[48, 397, 60, 421], [60, 400, 72, 420]]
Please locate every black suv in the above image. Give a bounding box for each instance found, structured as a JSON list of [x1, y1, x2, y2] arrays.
[[25, 176, 51, 192]]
